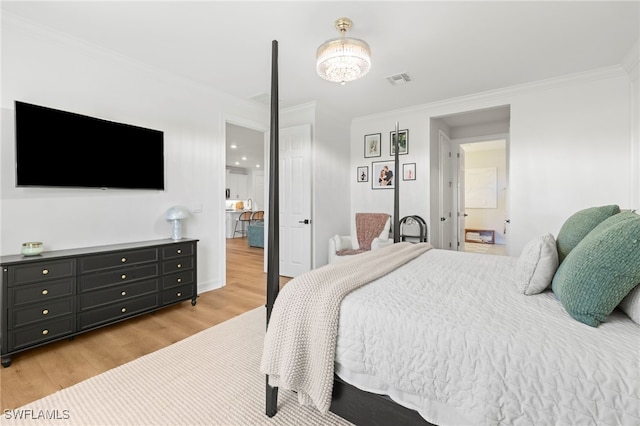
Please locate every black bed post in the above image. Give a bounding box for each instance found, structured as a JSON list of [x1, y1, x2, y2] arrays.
[[393, 121, 400, 243], [265, 39, 280, 418]]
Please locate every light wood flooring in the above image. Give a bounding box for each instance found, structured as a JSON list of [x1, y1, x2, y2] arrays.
[[1, 237, 287, 411]]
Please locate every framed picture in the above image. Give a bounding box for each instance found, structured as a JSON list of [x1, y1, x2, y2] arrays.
[[372, 160, 395, 189], [403, 163, 416, 180], [364, 133, 381, 158], [390, 129, 409, 155], [357, 166, 369, 183]]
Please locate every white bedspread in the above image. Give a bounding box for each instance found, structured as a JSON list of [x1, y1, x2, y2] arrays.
[[335, 249, 640, 426]]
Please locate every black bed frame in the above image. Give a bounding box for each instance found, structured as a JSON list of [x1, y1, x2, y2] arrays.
[[264, 40, 433, 426]]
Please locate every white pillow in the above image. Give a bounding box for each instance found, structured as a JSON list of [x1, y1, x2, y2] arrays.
[[333, 234, 345, 251], [619, 285, 640, 325], [516, 233, 559, 295]]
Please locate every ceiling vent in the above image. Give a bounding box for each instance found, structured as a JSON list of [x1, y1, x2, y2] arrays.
[[385, 73, 412, 86]]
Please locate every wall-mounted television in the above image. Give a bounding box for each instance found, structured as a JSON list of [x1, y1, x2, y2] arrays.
[[15, 101, 165, 190]]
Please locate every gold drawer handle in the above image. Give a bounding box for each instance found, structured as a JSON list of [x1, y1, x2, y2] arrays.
[[42, 309, 49, 315], [177, 292, 182, 297], [177, 249, 182, 254], [121, 307, 127, 313], [177, 278, 182, 283], [121, 291, 127, 296], [177, 263, 182, 269], [121, 257, 127, 263], [42, 289, 49, 295], [42, 269, 49, 275], [42, 329, 49, 335], [121, 274, 127, 280]]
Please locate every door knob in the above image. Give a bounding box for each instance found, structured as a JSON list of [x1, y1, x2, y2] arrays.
[[440, 217, 446, 222], [298, 219, 310, 224]]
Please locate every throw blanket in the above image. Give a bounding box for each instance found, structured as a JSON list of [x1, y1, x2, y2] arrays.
[[337, 212, 389, 256], [260, 242, 432, 413]]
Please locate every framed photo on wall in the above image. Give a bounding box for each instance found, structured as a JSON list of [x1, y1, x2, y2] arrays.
[[372, 160, 395, 189], [364, 133, 382, 158], [390, 129, 409, 155], [357, 166, 369, 182], [403, 163, 416, 180]]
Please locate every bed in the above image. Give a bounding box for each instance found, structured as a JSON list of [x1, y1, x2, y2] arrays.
[[261, 41, 640, 425]]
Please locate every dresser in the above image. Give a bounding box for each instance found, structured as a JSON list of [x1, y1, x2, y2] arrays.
[[1, 238, 198, 367]]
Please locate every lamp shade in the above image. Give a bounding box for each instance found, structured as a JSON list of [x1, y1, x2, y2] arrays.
[[165, 206, 190, 221]]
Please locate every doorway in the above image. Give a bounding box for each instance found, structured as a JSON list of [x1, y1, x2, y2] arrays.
[[225, 121, 267, 280], [431, 105, 510, 254], [458, 139, 508, 255]]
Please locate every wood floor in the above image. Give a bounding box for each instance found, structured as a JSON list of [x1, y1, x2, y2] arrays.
[[1, 237, 288, 411]]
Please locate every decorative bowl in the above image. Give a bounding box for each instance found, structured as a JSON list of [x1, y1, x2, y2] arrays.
[[21, 242, 43, 256]]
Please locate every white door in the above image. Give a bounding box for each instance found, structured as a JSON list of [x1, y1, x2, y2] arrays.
[[438, 131, 455, 250], [455, 145, 466, 251], [278, 124, 312, 277]]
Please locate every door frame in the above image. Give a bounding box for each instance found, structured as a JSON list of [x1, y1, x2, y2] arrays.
[[221, 114, 269, 284], [451, 133, 510, 251]]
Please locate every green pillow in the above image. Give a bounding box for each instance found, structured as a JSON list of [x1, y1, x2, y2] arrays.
[[552, 211, 640, 327], [556, 205, 620, 263]]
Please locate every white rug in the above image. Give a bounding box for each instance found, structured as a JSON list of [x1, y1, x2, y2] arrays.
[[5, 308, 353, 426]]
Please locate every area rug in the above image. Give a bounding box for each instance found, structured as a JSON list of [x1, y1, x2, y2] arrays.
[[5, 307, 352, 426]]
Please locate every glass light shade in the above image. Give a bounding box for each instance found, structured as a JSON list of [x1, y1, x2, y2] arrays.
[[316, 37, 371, 84], [165, 206, 190, 240]]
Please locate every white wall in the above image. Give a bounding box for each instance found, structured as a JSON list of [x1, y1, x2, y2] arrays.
[[351, 67, 635, 256], [1, 14, 268, 292], [351, 113, 432, 233]]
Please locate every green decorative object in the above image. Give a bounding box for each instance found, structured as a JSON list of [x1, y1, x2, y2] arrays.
[[556, 205, 620, 263], [552, 211, 640, 327]]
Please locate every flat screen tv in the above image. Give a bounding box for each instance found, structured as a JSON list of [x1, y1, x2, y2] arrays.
[[15, 101, 165, 190]]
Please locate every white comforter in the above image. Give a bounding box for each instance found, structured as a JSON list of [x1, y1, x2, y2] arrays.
[[335, 249, 640, 426]]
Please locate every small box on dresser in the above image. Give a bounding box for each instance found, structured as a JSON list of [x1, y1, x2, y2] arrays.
[[0, 238, 198, 367]]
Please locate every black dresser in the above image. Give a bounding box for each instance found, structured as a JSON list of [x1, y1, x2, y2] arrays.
[[1, 238, 198, 367]]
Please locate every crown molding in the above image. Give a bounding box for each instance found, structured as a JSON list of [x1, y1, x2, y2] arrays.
[[353, 65, 629, 123]]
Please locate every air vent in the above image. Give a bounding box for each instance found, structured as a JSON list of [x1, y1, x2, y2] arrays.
[[385, 73, 412, 86]]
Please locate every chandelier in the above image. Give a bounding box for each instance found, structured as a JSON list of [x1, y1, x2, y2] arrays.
[[316, 17, 371, 85]]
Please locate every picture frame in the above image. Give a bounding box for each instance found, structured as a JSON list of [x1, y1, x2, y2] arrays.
[[364, 133, 382, 158], [403, 163, 416, 181], [357, 166, 369, 183], [390, 129, 409, 155], [371, 160, 395, 189]]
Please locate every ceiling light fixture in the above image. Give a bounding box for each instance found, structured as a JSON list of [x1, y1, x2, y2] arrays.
[[316, 17, 371, 85]]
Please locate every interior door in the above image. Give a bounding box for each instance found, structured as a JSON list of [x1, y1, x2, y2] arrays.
[[438, 131, 454, 250], [277, 124, 312, 277], [456, 145, 466, 251]]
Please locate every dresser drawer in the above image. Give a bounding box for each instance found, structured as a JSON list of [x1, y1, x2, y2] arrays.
[[8, 316, 75, 352], [9, 297, 75, 329], [78, 264, 158, 293], [9, 278, 75, 307], [162, 270, 194, 290], [162, 242, 195, 259], [160, 284, 195, 306], [162, 257, 193, 274], [79, 279, 158, 311], [77, 294, 158, 331], [79, 248, 158, 273], [8, 259, 75, 286]]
